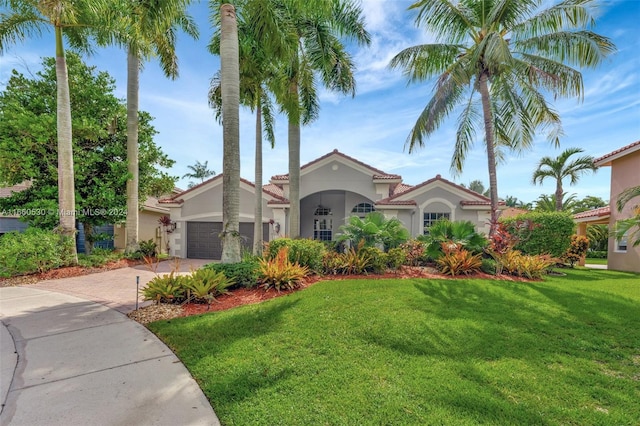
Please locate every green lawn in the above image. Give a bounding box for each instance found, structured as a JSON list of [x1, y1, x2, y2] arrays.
[[149, 269, 640, 425], [585, 258, 608, 265]]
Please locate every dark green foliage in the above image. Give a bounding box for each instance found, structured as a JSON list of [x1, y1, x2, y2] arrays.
[[417, 219, 488, 259], [587, 250, 608, 259], [386, 247, 407, 270], [337, 212, 409, 250], [265, 238, 326, 273], [359, 246, 387, 274], [77, 248, 124, 268], [481, 258, 497, 275], [0, 228, 76, 277], [501, 212, 575, 257], [184, 269, 234, 302], [204, 261, 260, 288], [138, 239, 158, 257], [141, 272, 186, 303]]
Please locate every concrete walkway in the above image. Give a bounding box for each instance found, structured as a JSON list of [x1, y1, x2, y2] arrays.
[[0, 260, 220, 426]]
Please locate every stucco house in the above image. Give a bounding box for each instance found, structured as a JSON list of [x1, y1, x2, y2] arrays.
[[160, 149, 502, 259], [576, 141, 640, 273]]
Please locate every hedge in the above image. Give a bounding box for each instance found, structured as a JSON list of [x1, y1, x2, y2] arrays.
[[500, 212, 575, 257]]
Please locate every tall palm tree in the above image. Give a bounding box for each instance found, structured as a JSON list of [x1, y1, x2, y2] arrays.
[[0, 0, 112, 262], [98, 0, 197, 253], [183, 160, 216, 188], [219, 2, 241, 263], [390, 0, 615, 235], [262, 0, 370, 238], [534, 192, 578, 213], [209, 14, 277, 256], [532, 147, 597, 211]]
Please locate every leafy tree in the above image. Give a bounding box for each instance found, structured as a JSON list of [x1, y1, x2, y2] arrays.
[[0, 54, 175, 254], [615, 185, 640, 247], [0, 0, 115, 261], [586, 224, 608, 252], [572, 195, 607, 214], [463, 180, 490, 197], [218, 3, 242, 263], [390, 0, 615, 235], [94, 0, 198, 252], [504, 195, 519, 208], [337, 212, 409, 251], [532, 147, 598, 211], [183, 160, 216, 188]]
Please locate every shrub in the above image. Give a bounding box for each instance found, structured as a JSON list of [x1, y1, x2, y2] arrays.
[[258, 247, 309, 291], [322, 244, 372, 275], [399, 240, 426, 265], [587, 250, 608, 259], [386, 247, 406, 270], [435, 242, 482, 276], [564, 235, 590, 267], [141, 272, 186, 303], [77, 248, 123, 268], [0, 228, 75, 277], [418, 219, 488, 260], [204, 261, 260, 288], [337, 211, 409, 250], [501, 212, 575, 257], [184, 269, 234, 303], [265, 238, 326, 273], [481, 258, 497, 275], [493, 249, 555, 279], [138, 239, 157, 257], [359, 246, 387, 274]]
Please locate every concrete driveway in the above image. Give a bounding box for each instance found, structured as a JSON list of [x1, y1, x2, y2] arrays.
[[0, 259, 219, 425]]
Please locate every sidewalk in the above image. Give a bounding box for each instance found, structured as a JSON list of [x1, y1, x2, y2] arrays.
[[0, 276, 220, 425]]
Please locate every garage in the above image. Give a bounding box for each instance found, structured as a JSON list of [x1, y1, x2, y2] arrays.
[[186, 222, 269, 259]]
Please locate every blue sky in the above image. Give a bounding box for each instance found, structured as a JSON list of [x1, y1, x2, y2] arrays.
[[1, 0, 639, 204]]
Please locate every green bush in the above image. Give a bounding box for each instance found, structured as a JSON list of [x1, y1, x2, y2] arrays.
[[138, 239, 157, 257], [258, 247, 309, 291], [140, 272, 186, 303], [265, 238, 326, 273], [564, 235, 590, 267], [204, 261, 260, 288], [501, 212, 575, 257], [480, 258, 497, 275], [386, 247, 407, 270], [0, 228, 75, 277], [418, 219, 488, 260], [359, 246, 387, 274], [184, 269, 234, 302], [77, 248, 123, 268], [587, 250, 608, 259]]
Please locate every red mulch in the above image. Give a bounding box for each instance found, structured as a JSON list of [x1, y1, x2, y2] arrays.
[[181, 266, 533, 316]]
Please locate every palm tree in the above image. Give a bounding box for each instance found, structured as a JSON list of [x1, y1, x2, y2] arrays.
[[390, 0, 615, 235], [183, 160, 216, 188], [99, 0, 198, 253], [265, 0, 370, 238], [219, 3, 241, 263], [534, 192, 578, 213], [209, 15, 277, 256], [0, 0, 114, 262], [615, 185, 640, 247], [532, 147, 597, 211]]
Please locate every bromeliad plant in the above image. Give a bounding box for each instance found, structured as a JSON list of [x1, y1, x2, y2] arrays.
[[258, 247, 310, 292], [141, 272, 186, 303], [184, 268, 234, 304], [435, 242, 482, 277]]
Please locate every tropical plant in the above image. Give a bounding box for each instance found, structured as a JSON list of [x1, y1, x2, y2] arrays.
[[586, 224, 608, 252], [258, 247, 309, 292], [141, 272, 186, 303], [532, 148, 597, 211], [615, 185, 640, 247], [337, 211, 410, 250], [496, 250, 555, 279], [534, 192, 579, 213], [464, 180, 490, 196], [390, 0, 615, 235], [0, 228, 75, 277], [265, 238, 326, 273], [572, 196, 607, 214], [399, 240, 427, 266], [0, 0, 119, 262], [204, 261, 260, 288], [501, 212, 575, 257], [184, 268, 234, 303], [564, 235, 590, 267], [417, 219, 488, 260], [435, 242, 483, 277], [183, 161, 216, 188]]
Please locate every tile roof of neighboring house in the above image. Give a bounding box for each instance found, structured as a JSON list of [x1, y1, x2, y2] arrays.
[[499, 207, 529, 218], [385, 174, 500, 204], [270, 149, 400, 181], [393, 183, 414, 195], [0, 181, 31, 198], [573, 206, 610, 220], [594, 140, 640, 166]]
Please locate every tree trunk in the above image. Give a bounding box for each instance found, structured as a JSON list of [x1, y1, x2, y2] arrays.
[[220, 3, 241, 263], [478, 73, 499, 237], [288, 82, 301, 238], [55, 25, 78, 263], [83, 222, 93, 256], [253, 92, 263, 256], [125, 49, 140, 253], [555, 182, 563, 211]]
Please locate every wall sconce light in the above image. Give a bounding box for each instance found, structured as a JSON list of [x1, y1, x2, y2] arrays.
[[274, 222, 281, 234]]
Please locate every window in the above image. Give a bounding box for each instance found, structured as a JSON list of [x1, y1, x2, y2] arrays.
[[351, 203, 375, 216], [616, 232, 628, 252], [314, 206, 332, 241], [423, 212, 450, 234]]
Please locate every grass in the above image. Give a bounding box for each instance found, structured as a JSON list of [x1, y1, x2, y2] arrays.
[[149, 269, 640, 425], [585, 258, 608, 265]]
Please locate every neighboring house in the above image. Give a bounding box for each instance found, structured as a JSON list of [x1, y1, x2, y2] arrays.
[[575, 140, 640, 272], [160, 149, 503, 260], [0, 182, 31, 236]]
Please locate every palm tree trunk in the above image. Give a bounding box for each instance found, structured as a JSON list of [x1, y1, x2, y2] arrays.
[[253, 91, 263, 256], [555, 183, 563, 211], [55, 25, 78, 263], [220, 3, 241, 263], [125, 49, 140, 253], [478, 73, 499, 236], [288, 82, 301, 238]]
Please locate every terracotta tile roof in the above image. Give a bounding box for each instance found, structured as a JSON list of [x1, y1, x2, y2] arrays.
[[263, 183, 284, 198], [386, 174, 495, 202], [270, 149, 399, 181], [0, 181, 31, 198], [393, 183, 414, 195], [500, 207, 529, 218], [594, 140, 640, 166], [573, 206, 610, 219], [375, 199, 417, 206]]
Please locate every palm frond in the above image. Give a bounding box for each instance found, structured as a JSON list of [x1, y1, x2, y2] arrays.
[[389, 43, 464, 83]]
